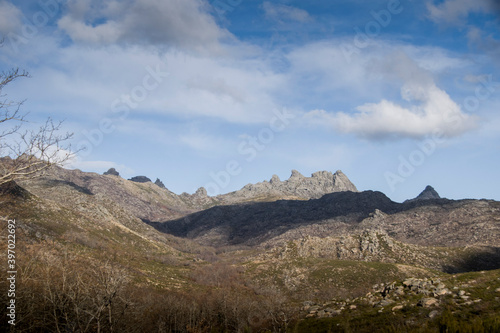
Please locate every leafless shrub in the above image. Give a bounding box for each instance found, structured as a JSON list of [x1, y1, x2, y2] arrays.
[[0, 68, 74, 185]]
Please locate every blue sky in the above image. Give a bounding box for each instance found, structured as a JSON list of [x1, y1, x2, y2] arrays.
[[0, 0, 499, 202]]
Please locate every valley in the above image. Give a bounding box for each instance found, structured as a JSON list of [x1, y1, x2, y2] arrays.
[[1, 165, 499, 332]]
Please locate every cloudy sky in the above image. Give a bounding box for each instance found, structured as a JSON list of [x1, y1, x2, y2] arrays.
[[0, 0, 499, 201]]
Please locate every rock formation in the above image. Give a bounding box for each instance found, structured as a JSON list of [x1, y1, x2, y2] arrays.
[[407, 185, 441, 202], [103, 168, 120, 176], [219, 170, 358, 203], [155, 178, 166, 188], [129, 176, 152, 183]]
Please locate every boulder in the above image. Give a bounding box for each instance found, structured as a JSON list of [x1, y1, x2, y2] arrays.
[[418, 298, 438, 307]]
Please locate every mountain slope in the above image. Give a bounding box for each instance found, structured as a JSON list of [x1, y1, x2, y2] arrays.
[[148, 190, 399, 246], [148, 191, 500, 249], [18, 166, 359, 223]]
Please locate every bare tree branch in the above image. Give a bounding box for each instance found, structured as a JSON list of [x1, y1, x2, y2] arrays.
[[0, 68, 75, 185]]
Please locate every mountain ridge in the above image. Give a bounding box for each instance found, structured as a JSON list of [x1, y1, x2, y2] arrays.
[[18, 165, 361, 222], [213, 169, 358, 204], [147, 188, 500, 249]]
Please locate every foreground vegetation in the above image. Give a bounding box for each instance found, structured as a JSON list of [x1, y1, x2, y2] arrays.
[[1, 237, 499, 333]]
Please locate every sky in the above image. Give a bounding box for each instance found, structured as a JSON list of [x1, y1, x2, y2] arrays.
[[0, 0, 499, 202]]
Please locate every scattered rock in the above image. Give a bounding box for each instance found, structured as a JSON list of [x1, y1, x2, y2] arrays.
[[418, 298, 438, 308], [435, 288, 450, 296], [429, 310, 439, 319], [392, 305, 404, 311], [317, 310, 327, 318], [377, 299, 395, 307]]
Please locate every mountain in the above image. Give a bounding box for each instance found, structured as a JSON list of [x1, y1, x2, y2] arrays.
[[17, 165, 359, 222], [406, 185, 441, 202], [148, 190, 500, 250], [216, 170, 358, 203], [2, 161, 500, 332], [148, 190, 394, 246]]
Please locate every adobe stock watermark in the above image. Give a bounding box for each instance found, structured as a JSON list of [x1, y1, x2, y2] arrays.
[[76, 63, 169, 156], [204, 108, 295, 196], [341, 0, 410, 64], [5, 0, 67, 53], [385, 75, 498, 192], [211, 0, 243, 20], [6, 219, 17, 326]]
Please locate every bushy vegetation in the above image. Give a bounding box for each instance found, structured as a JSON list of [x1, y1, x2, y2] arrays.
[[0, 243, 299, 332]]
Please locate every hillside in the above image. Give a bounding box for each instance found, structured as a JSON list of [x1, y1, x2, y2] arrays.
[[1, 163, 499, 332], [148, 190, 500, 248]]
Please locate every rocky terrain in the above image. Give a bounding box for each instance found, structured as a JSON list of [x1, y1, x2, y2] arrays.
[[1, 161, 499, 332], [148, 190, 500, 250], [297, 270, 500, 327], [217, 170, 358, 203], [15, 166, 360, 223]]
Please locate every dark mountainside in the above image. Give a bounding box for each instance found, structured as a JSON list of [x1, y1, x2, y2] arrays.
[[147, 190, 399, 246], [147, 190, 500, 249]]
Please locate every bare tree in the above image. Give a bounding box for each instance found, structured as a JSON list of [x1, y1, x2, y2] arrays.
[[0, 68, 74, 185]]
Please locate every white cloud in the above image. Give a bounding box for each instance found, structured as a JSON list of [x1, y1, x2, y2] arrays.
[[58, 0, 231, 53], [426, 0, 494, 24], [179, 132, 234, 154], [0, 1, 22, 34], [7, 41, 286, 125], [262, 2, 312, 23], [1, 17, 481, 144], [65, 153, 134, 175], [303, 52, 478, 140]]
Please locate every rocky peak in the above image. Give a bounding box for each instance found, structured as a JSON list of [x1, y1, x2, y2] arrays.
[[290, 169, 305, 180], [312, 170, 331, 179], [103, 168, 120, 176], [217, 169, 359, 204], [408, 185, 441, 202], [195, 187, 208, 197], [129, 176, 152, 183], [155, 178, 166, 189], [332, 170, 358, 192], [270, 174, 281, 185]]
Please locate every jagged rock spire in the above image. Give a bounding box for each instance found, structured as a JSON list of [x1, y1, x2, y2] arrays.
[[414, 185, 441, 201]]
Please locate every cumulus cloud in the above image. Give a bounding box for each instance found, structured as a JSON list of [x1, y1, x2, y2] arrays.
[[304, 52, 478, 140], [262, 2, 312, 23], [58, 0, 231, 53], [0, 1, 23, 34], [426, 0, 497, 24]]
